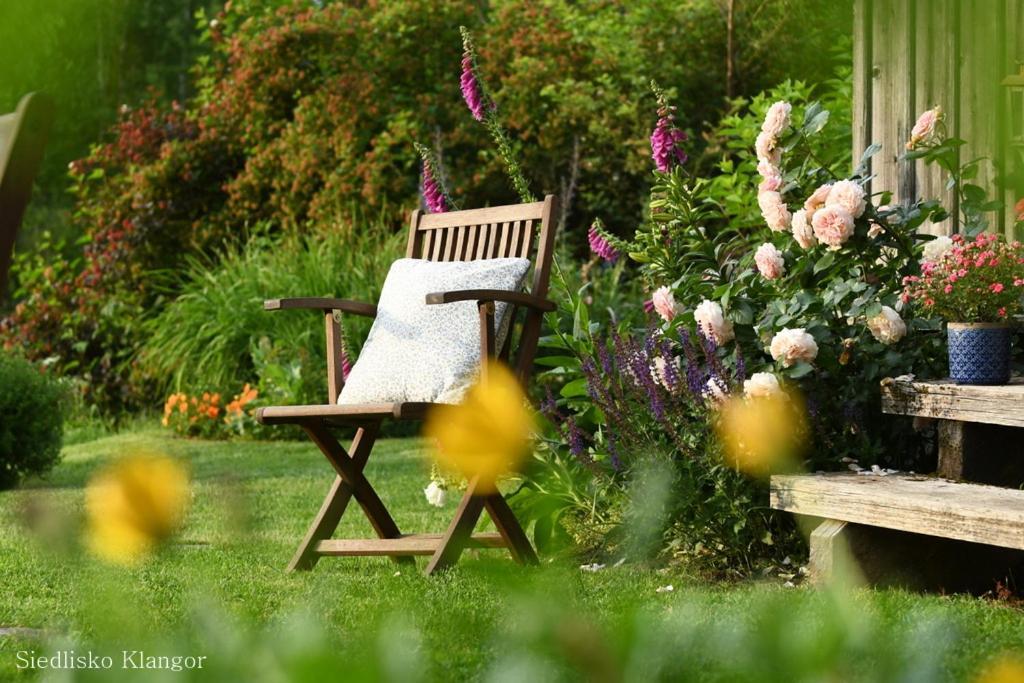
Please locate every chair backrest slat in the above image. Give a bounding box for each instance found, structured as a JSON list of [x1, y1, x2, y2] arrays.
[[404, 196, 559, 381], [0, 93, 54, 300]]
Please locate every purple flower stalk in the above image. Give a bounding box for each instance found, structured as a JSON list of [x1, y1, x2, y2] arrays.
[[587, 222, 619, 263], [460, 54, 488, 122], [643, 299, 655, 314], [421, 159, 448, 213], [650, 116, 688, 173]]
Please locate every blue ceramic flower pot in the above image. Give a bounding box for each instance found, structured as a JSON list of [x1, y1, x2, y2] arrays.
[[947, 323, 1012, 385]]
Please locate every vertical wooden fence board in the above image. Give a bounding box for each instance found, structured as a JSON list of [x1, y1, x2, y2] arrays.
[[853, 0, 874, 182], [870, 0, 916, 207], [913, 0, 956, 235], [1004, 0, 1024, 238]]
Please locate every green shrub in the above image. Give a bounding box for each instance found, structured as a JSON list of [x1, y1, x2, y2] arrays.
[[0, 355, 66, 489], [139, 225, 404, 407]]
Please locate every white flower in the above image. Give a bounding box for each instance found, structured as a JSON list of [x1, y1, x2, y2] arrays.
[[867, 305, 907, 345], [791, 209, 817, 249], [694, 299, 735, 345], [423, 480, 447, 507], [580, 563, 605, 573], [655, 584, 675, 594], [650, 356, 680, 391], [743, 372, 783, 399], [705, 377, 730, 405], [754, 242, 786, 280], [769, 328, 818, 367], [825, 179, 867, 218], [922, 235, 953, 263], [761, 101, 792, 137]]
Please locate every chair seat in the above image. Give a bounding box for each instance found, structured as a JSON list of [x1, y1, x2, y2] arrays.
[[256, 401, 435, 425]]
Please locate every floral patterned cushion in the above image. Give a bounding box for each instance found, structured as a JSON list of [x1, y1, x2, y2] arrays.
[[338, 257, 531, 405]]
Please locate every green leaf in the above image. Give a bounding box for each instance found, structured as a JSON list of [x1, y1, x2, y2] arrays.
[[787, 361, 815, 379], [560, 378, 589, 398], [813, 252, 835, 273]]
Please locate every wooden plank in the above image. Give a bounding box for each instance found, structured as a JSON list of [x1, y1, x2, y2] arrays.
[[462, 224, 479, 261], [442, 227, 458, 261], [518, 220, 535, 258], [913, 0, 956, 235], [417, 201, 546, 230], [452, 225, 467, 261], [507, 220, 522, 258], [421, 230, 434, 259], [316, 532, 507, 556], [475, 223, 492, 259], [852, 0, 873, 182], [959, 0, 1003, 234], [430, 228, 445, 260], [880, 376, 1024, 427], [497, 221, 512, 257], [1003, 0, 1023, 239], [870, 0, 916, 206], [770, 473, 1024, 550]]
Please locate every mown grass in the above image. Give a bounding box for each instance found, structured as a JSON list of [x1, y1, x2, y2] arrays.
[[0, 428, 1021, 681]]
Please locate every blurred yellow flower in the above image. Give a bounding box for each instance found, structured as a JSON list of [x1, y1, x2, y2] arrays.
[[85, 453, 190, 566], [715, 389, 807, 477], [424, 361, 534, 494], [976, 656, 1024, 683]]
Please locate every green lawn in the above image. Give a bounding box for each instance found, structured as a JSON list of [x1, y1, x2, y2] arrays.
[[0, 428, 1021, 681]]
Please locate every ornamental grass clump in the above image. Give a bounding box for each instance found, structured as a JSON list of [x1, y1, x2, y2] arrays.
[[902, 233, 1024, 323]]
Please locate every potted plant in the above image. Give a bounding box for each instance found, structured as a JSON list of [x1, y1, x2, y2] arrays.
[[903, 233, 1024, 385]]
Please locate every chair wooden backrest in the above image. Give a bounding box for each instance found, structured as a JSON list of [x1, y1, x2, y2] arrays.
[[0, 92, 55, 299], [405, 194, 559, 382]]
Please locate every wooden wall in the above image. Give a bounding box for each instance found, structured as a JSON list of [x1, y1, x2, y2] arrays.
[[854, 0, 1023, 237]]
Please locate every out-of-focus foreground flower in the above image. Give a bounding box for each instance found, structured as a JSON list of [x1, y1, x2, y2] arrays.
[[85, 453, 190, 566], [424, 362, 534, 494], [975, 655, 1024, 683], [715, 388, 807, 476]]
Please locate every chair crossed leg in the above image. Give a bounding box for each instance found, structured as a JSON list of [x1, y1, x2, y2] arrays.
[[289, 421, 538, 575]]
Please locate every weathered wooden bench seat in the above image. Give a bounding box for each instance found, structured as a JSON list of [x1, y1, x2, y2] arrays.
[[771, 473, 1024, 590]]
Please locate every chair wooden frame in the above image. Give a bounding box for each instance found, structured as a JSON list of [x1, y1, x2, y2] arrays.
[[257, 195, 559, 575], [0, 92, 55, 300]]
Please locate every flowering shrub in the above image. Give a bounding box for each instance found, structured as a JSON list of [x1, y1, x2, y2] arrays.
[[162, 391, 224, 439], [902, 234, 1024, 322]]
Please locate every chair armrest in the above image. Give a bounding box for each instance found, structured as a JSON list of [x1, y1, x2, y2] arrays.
[[263, 297, 377, 317], [424, 290, 556, 312]]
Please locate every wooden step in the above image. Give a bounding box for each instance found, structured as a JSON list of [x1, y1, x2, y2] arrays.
[[771, 473, 1024, 550], [315, 533, 507, 557], [881, 376, 1024, 428]]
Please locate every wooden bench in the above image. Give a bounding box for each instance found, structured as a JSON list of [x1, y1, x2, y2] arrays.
[[770, 376, 1024, 591]]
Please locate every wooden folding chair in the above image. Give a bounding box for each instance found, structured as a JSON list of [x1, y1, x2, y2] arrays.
[[0, 92, 55, 299], [257, 195, 559, 575]]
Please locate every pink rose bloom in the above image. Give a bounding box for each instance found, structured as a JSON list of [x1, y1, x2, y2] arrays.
[[757, 161, 783, 192], [867, 306, 906, 345], [791, 209, 817, 249], [811, 205, 855, 250], [769, 328, 818, 367], [743, 372, 783, 399], [803, 182, 833, 217], [755, 130, 781, 166], [761, 101, 792, 138], [825, 179, 867, 218], [651, 286, 680, 323], [755, 242, 785, 280], [906, 106, 942, 150], [757, 190, 792, 232], [694, 299, 735, 345]]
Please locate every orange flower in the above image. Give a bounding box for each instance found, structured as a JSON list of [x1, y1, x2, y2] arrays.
[[206, 406, 220, 419]]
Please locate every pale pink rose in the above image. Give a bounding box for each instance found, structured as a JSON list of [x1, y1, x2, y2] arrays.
[[705, 377, 730, 406], [811, 205, 855, 250], [755, 130, 781, 166], [769, 328, 818, 367], [906, 106, 942, 150], [825, 179, 867, 218], [803, 183, 833, 216], [922, 235, 953, 263], [757, 190, 792, 232], [651, 286, 680, 323], [761, 101, 792, 138], [694, 299, 735, 345], [867, 305, 907, 345], [791, 209, 816, 249], [754, 242, 785, 280], [757, 161, 783, 192], [867, 223, 884, 239], [743, 372, 783, 399]]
